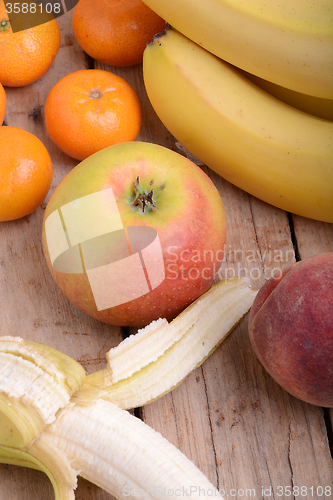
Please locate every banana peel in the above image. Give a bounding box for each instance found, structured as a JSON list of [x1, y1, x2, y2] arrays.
[[81, 277, 257, 409]]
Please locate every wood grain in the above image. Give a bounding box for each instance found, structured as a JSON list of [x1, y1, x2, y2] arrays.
[[0, 9, 332, 500]]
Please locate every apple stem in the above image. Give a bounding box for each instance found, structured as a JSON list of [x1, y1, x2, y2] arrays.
[[131, 176, 157, 214]]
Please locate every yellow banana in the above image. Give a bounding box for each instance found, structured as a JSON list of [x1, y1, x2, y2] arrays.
[[142, 0, 333, 99], [238, 70, 333, 122], [142, 27, 333, 223]]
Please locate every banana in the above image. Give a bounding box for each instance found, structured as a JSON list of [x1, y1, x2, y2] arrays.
[[142, 0, 333, 99], [0, 278, 257, 499], [2, 396, 226, 500], [0, 337, 227, 499], [81, 277, 257, 409], [238, 70, 333, 122], [1, 398, 225, 499], [44, 398, 225, 499], [142, 27, 333, 223]]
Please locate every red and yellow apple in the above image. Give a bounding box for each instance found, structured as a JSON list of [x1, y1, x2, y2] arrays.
[[42, 141, 227, 326], [248, 253, 333, 407]]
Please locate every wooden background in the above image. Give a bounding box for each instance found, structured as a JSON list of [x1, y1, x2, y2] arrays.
[[0, 10, 332, 500]]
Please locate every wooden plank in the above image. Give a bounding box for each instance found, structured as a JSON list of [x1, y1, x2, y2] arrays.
[[292, 215, 333, 259], [0, 8, 332, 500], [291, 214, 333, 454]]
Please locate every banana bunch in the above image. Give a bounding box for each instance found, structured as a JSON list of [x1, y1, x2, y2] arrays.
[[0, 277, 257, 499], [142, 26, 333, 223], [142, 0, 333, 99]]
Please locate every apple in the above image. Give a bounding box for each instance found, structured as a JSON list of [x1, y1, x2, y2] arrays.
[[42, 141, 227, 326], [248, 253, 333, 407]]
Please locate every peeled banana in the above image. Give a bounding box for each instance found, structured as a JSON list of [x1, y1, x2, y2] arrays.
[[44, 398, 224, 499], [0, 337, 225, 499], [143, 27, 333, 223], [0, 278, 256, 499], [142, 0, 333, 99]]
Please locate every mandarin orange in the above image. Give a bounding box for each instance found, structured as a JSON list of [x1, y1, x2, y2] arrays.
[[0, 1, 60, 87], [44, 69, 142, 161], [72, 0, 166, 67], [0, 83, 6, 123], [0, 126, 53, 221]]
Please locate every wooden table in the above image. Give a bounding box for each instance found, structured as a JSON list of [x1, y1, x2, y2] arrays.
[[1, 11, 332, 500]]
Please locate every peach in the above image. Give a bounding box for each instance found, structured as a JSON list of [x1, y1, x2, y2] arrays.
[[248, 253, 333, 407]]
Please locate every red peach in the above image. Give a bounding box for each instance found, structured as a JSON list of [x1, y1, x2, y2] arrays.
[[248, 253, 333, 407]]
